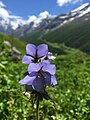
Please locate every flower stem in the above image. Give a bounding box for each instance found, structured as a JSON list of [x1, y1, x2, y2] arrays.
[[36, 94, 40, 120]]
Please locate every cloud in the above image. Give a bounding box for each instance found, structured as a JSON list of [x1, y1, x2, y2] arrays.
[[10, 11, 52, 29], [0, 1, 9, 19], [39, 11, 51, 19], [0, 1, 5, 7], [26, 11, 52, 28], [0, 1, 54, 29], [27, 15, 37, 23], [57, 0, 83, 6], [0, 7, 9, 18], [34, 11, 52, 27], [0, 1, 25, 29], [11, 18, 25, 30], [0, 1, 21, 20]]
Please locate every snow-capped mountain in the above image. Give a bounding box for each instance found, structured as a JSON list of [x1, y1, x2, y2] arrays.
[[43, 2, 90, 31], [71, 3, 90, 18], [0, 3, 90, 37]]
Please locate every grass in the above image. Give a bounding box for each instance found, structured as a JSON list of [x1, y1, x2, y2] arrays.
[[0, 35, 90, 119]]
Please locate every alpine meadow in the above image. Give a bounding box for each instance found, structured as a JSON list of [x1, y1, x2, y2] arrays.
[[0, 2, 90, 120]]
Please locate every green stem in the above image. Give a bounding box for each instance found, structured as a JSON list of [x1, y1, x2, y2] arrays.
[[36, 94, 40, 120]]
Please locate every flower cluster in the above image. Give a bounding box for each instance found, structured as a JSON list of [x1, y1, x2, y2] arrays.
[[19, 44, 57, 93]]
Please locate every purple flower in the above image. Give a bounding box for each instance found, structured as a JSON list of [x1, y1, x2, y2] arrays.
[[19, 62, 57, 92], [22, 44, 48, 64]]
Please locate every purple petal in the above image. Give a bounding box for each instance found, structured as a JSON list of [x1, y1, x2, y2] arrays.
[[42, 64, 56, 75], [42, 60, 50, 64], [37, 44, 48, 58], [51, 75, 57, 86], [44, 72, 51, 86], [22, 55, 33, 64], [39, 60, 50, 68], [19, 75, 36, 85], [32, 77, 45, 92], [28, 63, 41, 74], [26, 44, 36, 57]]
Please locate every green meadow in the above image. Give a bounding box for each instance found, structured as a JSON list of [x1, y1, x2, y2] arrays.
[[0, 33, 90, 120]]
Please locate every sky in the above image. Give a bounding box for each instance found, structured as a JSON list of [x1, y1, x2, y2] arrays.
[[0, 0, 90, 29], [1, 0, 90, 19]]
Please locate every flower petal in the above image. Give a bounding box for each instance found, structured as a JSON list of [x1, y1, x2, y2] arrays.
[[42, 64, 56, 75], [37, 44, 48, 58], [28, 63, 41, 74], [19, 75, 36, 85], [26, 44, 36, 57], [22, 55, 33, 64], [50, 75, 57, 86], [32, 77, 45, 92], [42, 60, 50, 64], [44, 72, 51, 86]]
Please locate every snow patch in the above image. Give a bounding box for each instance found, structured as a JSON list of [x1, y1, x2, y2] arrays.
[[69, 17, 75, 21], [78, 6, 90, 17], [59, 15, 68, 19], [72, 3, 89, 12], [60, 20, 68, 26]]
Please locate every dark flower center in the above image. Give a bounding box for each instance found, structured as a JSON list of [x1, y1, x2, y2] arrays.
[[37, 69, 46, 79]]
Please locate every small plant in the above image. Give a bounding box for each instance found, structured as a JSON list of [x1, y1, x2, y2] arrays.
[[19, 44, 57, 120]]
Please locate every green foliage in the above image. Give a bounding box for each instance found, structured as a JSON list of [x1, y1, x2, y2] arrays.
[[43, 20, 90, 54], [0, 37, 90, 120], [20, 20, 90, 54], [0, 33, 26, 54]]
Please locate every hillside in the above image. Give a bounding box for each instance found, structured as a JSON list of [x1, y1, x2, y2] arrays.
[[0, 3, 90, 55], [0, 32, 79, 55], [0, 36, 90, 119], [42, 19, 90, 54], [20, 19, 90, 54], [0, 33, 26, 54]]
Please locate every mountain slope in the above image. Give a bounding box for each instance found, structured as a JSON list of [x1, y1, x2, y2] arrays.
[[0, 3, 90, 37], [0, 3, 90, 54], [20, 13, 90, 54], [14, 3, 90, 38], [0, 33, 26, 54], [43, 19, 90, 53], [19, 3, 90, 54]]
